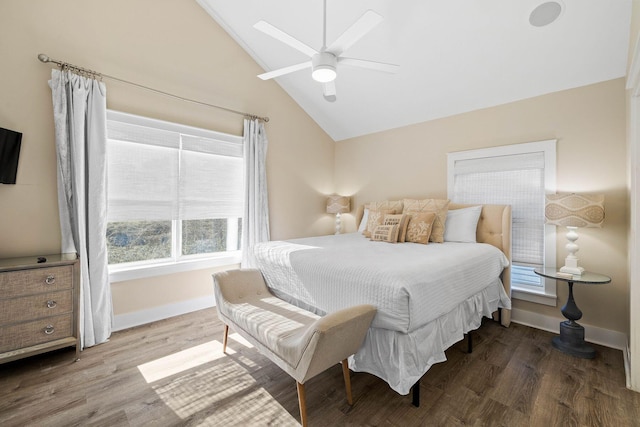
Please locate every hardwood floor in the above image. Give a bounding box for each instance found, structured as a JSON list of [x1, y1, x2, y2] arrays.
[[1, 308, 638, 426]]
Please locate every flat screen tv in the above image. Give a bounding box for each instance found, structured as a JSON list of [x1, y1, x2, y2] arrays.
[[0, 127, 22, 184]]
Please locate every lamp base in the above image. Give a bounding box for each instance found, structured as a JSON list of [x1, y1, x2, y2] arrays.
[[560, 265, 584, 276], [561, 226, 584, 276], [560, 254, 584, 276]]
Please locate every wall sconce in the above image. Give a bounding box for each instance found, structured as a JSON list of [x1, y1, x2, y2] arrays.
[[545, 193, 605, 275], [326, 195, 351, 235]]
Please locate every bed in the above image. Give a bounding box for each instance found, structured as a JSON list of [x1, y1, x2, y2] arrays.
[[252, 202, 512, 397]]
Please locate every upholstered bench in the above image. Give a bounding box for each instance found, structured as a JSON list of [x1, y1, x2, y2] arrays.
[[213, 269, 376, 427]]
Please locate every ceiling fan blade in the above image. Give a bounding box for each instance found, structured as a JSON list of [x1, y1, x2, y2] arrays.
[[257, 61, 312, 80], [326, 10, 383, 56], [338, 57, 399, 74], [322, 81, 336, 102], [254, 20, 318, 57]]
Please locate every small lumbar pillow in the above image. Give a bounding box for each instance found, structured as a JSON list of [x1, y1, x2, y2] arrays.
[[371, 224, 400, 243], [443, 205, 483, 243], [405, 212, 437, 244], [383, 213, 410, 243]]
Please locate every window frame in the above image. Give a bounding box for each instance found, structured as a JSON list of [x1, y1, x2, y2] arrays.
[[106, 110, 243, 283], [447, 139, 557, 305]]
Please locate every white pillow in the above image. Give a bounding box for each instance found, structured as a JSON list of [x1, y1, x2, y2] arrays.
[[443, 205, 482, 243], [358, 208, 370, 233]]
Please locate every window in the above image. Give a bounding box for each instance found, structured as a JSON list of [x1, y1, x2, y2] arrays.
[[447, 140, 557, 305], [106, 111, 243, 282]]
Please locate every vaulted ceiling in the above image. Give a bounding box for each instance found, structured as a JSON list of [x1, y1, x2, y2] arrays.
[[197, 0, 632, 141]]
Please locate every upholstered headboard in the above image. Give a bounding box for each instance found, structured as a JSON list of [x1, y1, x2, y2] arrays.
[[356, 202, 512, 327]]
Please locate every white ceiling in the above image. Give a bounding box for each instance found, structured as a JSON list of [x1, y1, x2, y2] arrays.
[[197, 0, 632, 141]]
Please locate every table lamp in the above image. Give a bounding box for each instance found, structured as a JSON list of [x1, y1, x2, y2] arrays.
[[545, 193, 605, 275], [326, 195, 350, 234]]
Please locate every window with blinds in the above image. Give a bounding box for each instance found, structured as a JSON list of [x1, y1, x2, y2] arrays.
[[447, 140, 557, 301], [105, 111, 243, 267]]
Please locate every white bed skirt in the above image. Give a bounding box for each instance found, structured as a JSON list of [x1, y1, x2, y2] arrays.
[[349, 280, 509, 395]]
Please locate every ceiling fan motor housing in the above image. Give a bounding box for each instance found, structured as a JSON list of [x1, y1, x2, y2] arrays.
[[312, 52, 338, 82]]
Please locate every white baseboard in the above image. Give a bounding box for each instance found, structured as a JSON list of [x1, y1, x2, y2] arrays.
[[112, 296, 215, 332], [511, 307, 627, 351], [111, 300, 626, 352]]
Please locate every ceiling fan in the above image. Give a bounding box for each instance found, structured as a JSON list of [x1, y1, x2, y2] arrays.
[[253, 0, 399, 102]]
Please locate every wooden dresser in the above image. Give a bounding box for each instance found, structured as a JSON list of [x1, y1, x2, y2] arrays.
[[0, 253, 80, 364]]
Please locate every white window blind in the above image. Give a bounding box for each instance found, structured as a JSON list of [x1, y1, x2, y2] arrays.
[[180, 135, 243, 220], [107, 121, 179, 221], [106, 116, 243, 223], [452, 152, 545, 266], [448, 140, 558, 305]]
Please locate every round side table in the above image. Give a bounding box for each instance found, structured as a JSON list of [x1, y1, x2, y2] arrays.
[[534, 268, 611, 359]]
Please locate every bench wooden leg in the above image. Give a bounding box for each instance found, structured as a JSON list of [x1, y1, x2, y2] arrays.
[[341, 359, 353, 405], [222, 324, 229, 353], [297, 381, 308, 427]]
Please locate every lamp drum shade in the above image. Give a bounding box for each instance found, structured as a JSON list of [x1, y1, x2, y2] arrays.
[[545, 193, 604, 228], [327, 195, 350, 214]]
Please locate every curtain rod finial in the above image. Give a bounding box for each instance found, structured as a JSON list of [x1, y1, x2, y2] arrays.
[[38, 54, 50, 63]]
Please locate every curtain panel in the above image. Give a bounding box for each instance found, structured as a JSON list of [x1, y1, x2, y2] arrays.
[[49, 69, 112, 349], [241, 119, 270, 267]]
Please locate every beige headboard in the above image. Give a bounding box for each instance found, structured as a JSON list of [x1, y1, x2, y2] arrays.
[[356, 202, 512, 327]]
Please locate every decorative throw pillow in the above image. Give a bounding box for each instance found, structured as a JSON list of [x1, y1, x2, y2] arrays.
[[383, 213, 410, 243], [405, 212, 437, 244], [368, 200, 404, 213], [357, 208, 370, 233], [403, 198, 450, 243], [371, 224, 400, 243], [444, 205, 483, 243], [363, 207, 398, 237]]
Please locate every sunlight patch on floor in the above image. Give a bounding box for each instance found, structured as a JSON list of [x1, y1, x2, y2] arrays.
[[197, 386, 299, 426], [138, 340, 234, 383], [151, 354, 298, 425]]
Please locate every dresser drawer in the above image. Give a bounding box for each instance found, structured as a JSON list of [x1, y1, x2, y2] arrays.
[[0, 290, 73, 326], [0, 265, 73, 298], [0, 313, 73, 353]]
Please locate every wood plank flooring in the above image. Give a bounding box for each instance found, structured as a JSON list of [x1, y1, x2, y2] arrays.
[[1, 308, 638, 426]]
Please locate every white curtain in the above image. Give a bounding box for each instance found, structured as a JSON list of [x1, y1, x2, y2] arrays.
[[241, 119, 270, 267], [49, 69, 112, 349]]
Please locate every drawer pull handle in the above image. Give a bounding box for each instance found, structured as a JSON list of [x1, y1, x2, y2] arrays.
[[44, 325, 55, 335], [45, 275, 56, 285], [46, 300, 57, 309]]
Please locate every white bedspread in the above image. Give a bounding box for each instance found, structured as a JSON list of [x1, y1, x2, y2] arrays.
[[351, 282, 506, 394], [253, 233, 510, 333]]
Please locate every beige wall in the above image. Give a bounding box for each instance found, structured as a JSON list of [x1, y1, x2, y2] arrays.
[[0, 0, 335, 315], [0, 0, 631, 336], [336, 79, 629, 334]]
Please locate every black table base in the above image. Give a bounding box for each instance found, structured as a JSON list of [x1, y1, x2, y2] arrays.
[[551, 320, 595, 359], [534, 268, 610, 360], [551, 281, 596, 359]]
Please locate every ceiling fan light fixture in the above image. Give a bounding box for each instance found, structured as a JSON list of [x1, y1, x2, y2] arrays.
[[312, 66, 337, 83], [312, 52, 337, 83]]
